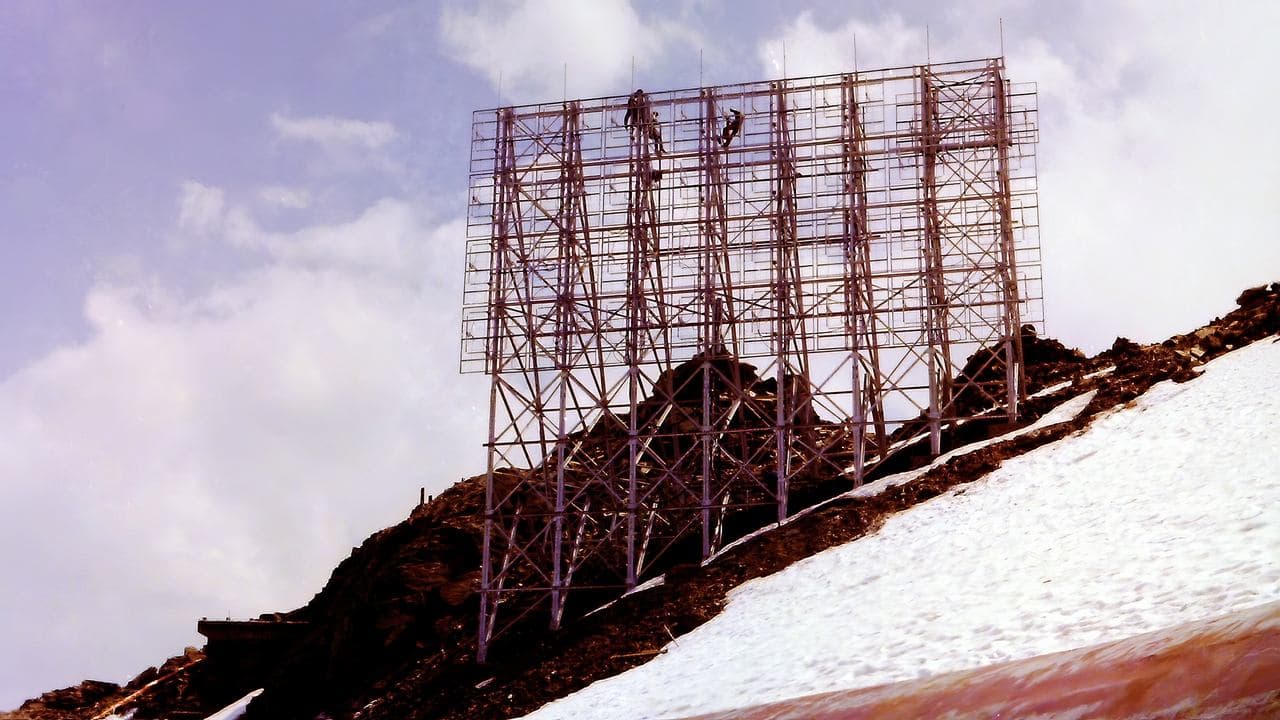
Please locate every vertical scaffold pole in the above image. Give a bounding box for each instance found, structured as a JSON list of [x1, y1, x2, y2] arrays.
[[772, 84, 788, 522], [992, 60, 1026, 420], [478, 107, 516, 663], [549, 101, 585, 629], [547, 104, 568, 631], [771, 81, 808, 521], [699, 90, 718, 557], [699, 88, 742, 556], [919, 66, 954, 456], [624, 104, 644, 589], [841, 74, 887, 485], [625, 94, 666, 584]]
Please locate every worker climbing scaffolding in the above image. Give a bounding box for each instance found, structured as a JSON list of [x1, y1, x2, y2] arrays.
[[623, 88, 645, 129], [648, 111, 665, 156], [721, 108, 744, 148], [623, 89, 665, 158]]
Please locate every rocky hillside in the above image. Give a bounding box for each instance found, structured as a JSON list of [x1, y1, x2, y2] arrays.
[[4, 283, 1276, 720]]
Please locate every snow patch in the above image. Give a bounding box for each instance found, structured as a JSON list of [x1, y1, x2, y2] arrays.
[[706, 390, 1098, 567], [203, 689, 263, 720], [584, 574, 667, 618], [521, 340, 1280, 720]]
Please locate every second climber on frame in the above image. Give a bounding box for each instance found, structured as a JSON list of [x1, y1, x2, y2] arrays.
[[721, 108, 744, 149], [648, 111, 665, 156]]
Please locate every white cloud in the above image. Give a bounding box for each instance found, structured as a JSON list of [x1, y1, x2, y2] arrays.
[[258, 185, 312, 209], [1021, 2, 1280, 350], [268, 113, 404, 180], [0, 195, 488, 702], [758, 12, 924, 78], [759, 3, 1280, 353], [177, 180, 226, 235], [226, 198, 431, 280], [439, 0, 701, 102], [269, 112, 397, 150]]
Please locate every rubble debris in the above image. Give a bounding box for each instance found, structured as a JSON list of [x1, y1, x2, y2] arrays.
[[0, 649, 212, 720], [5, 680, 120, 718]]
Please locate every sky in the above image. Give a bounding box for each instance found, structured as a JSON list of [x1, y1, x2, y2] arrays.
[[1, 0, 1277, 709]]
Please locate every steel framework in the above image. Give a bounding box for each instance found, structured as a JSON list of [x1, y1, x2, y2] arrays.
[[461, 57, 1041, 660]]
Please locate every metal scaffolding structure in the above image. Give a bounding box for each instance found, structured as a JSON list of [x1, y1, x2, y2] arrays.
[[461, 57, 1041, 660]]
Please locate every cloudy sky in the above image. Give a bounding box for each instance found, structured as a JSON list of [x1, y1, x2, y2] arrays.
[[1, 0, 1277, 708]]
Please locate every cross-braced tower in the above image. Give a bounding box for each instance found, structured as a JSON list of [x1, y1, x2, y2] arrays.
[[461, 58, 1041, 661]]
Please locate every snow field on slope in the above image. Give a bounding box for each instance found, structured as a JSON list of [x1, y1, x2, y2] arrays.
[[702, 389, 1098, 566], [522, 338, 1280, 720], [203, 689, 262, 720]]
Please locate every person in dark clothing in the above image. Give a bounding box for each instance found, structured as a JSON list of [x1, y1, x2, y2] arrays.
[[624, 89, 646, 129], [648, 111, 665, 156], [721, 109, 744, 148]]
